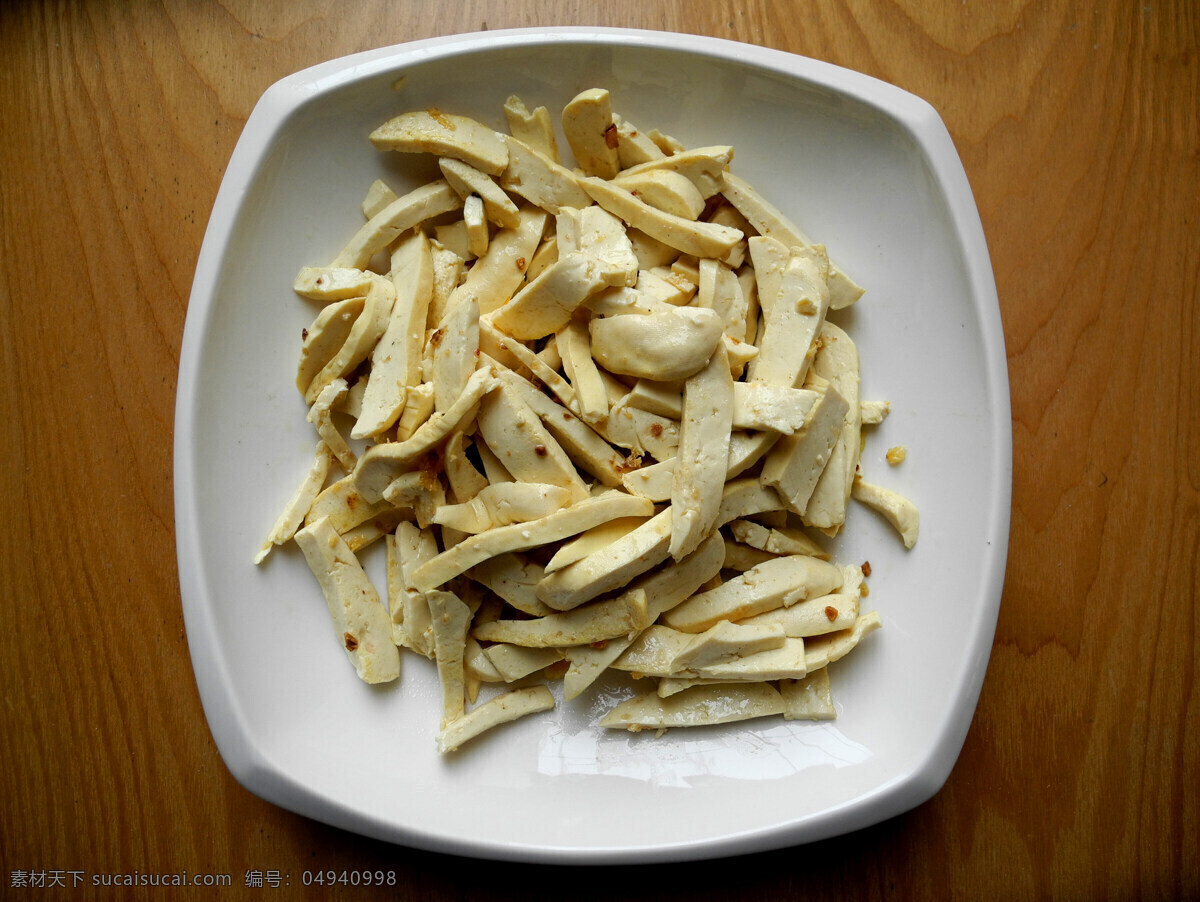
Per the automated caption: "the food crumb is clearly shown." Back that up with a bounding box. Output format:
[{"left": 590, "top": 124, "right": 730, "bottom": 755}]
[
  {"left": 886, "top": 445, "right": 907, "bottom": 465},
  {"left": 861, "top": 561, "right": 872, "bottom": 577}
]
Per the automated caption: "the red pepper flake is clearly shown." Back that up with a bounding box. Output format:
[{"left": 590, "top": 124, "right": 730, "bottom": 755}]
[
  {"left": 343, "top": 633, "right": 359, "bottom": 651},
  {"left": 301, "top": 327, "right": 309, "bottom": 340},
  {"left": 649, "top": 423, "right": 664, "bottom": 438},
  {"left": 345, "top": 492, "right": 359, "bottom": 510},
  {"left": 516, "top": 257, "right": 527, "bottom": 272},
  {"left": 861, "top": 561, "right": 872, "bottom": 577},
  {"left": 533, "top": 444, "right": 548, "bottom": 457},
  {"left": 589, "top": 640, "right": 609, "bottom": 650},
  {"left": 824, "top": 606, "right": 838, "bottom": 622},
  {"left": 603, "top": 123, "right": 619, "bottom": 149}
]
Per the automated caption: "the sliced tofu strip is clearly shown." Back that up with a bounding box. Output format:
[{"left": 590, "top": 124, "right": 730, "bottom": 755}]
[
  {"left": 438, "top": 157, "right": 521, "bottom": 229},
  {"left": 721, "top": 170, "right": 864, "bottom": 309},
  {"left": 619, "top": 458, "right": 670, "bottom": 500},
  {"left": 526, "top": 233, "right": 559, "bottom": 280},
  {"left": 483, "top": 643, "right": 563, "bottom": 682},
  {"left": 536, "top": 508, "right": 675, "bottom": 611},
  {"left": 580, "top": 176, "right": 743, "bottom": 261},
  {"left": 562, "top": 636, "right": 637, "bottom": 700},
  {"left": 479, "top": 326, "right": 575, "bottom": 408},
  {"left": 353, "top": 231, "right": 434, "bottom": 439},
  {"left": 473, "top": 590, "right": 647, "bottom": 647},
  {"left": 296, "top": 297, "right": 365, "bottom": 398},
  {"left": 503, "top": 95, "right": 561, "bottom": 161},
  {"left": 544, "top": 516, "right": 646, "bottom": 573},
  {"left": 306, "top": 379, "right": 355, "bottom": 472},
  {"left": 590, "top": 306, "right": 724, "bottom": 382},
  {"left": 488, "top": 253, "right": 609, "bottom": 341},
  {"left": 475, "top": 382, "right": 589, "bottom": 499},
  {"left": 745, "top": 243, "right": 829, "bottom": 390},
  {"left": 443, "top": 430, "right": 488, "bottom": 502},
  {"left": 722, "top": 539, "right": 776, "bottom": 571},
  {"left": 612, "top": 169, "right": 705, "bottom": 219},
  {"left": 613, "top": 145, "right": 734, "bottom": 199},
  {"left": 305, "top": 276, "right": 396, "bottom": 405},
  {"left": 353, "top": 365, "right": 498, "bottom": 501},
  {"left": 370, "top": 110, "right": 509, "bottom": 175},
  {"left": 432, "top": 482, "right": 575, "bottom": 534},
  {"left": 850, "top": 476, "right": 920, "bottom": 549},
  {"left": 736, "top": 590, "right": 859, "bottom": 637},
  {"left": 629, "top": 408, "right": 680, "bottom": 461},
  {"left": 382, "top": 469, "right": 445, "bottom": 530},
  {"left": 555, "top": 206, "right": 639, "bottom": 288},
  {"left": 465, "top": 637, "right": 505, "bottom": 684},
  {"left": 803, "top": 611, "right": 883, "bottom": 672},
  {"left": 696, "top": 258, "right": 750, "bottom": 340},
  {"left": 500, "top": 135, "right": 593, "bottom": 213},
  {"left": 781, "top": 668, "right": 836, "bottom": 720},
  {"left": 612, "top": 113, "right": 665, "bottom": 167},
  {"left": 388, "top": 520, "right": 438, "bottom": 656},
  {"left": 561, "top": 88, "right": 621, "bottom": 179},
  {"left": 489, "top": 363, "right": 628, "bottom": 486},
  {"left": 637, "top": 266, "right": 695, "bottom": 306},
  {"left": 661, "top": 554, "right": 844, "bottom": 633},
  {"left": 670, "top": 343, "right": 734, "bottom": 559},
  {"left": 340, "top": 508, "right": 406, "bottom": 554},
  {"left": 860, "top": 399, "right": 891, "bottom": 425},
  {"left": 715, "top": 477, "right": 787, "bottom": 527},
  {"left": 624, "top": 380, "right": 683, "bottom": 419},
  {"left": 627, "top": 229, "right": 680, "bottom": 270},
  {"left": 437, "top": 685, "right": 556, "bottom": 754},
  {"left": 609, "top": 625, "right": 695, "bottom": 675},
  {"left": 427, "top": 589, "right": 473, "bottom": 727},
  {"left": 447, "top": 206, "right": 547, "bottom": 317},
  {"left": 688, "top": 636, "right": 807, "bottom": 681},
  {"left": 463, "top": 195, "right": 489, "bottom": 258},
  {"left": 361, "top": 178, "right": 397, "bottom": 219},
  {"left": 760, "top": 376, "right": 850, "bottom": 516},
  {"left": 293, "top": 266, "right": 376, "bottom": 303},
  {"left": 728, "top": 518, "right": 829, "bottom": 559},
  {"left": 255, "top": 441, "right": 333, "bottom": 564},
  {"left": 732, "top": 383, "right": 819, "bottom": 434},
  {"left": 305, "top": 473, "right": 394, "bottom": 535},
  {"left": 557, "top": 316, "right": 609, "bottom": 424},
  {"left": 412, "top": 491, "right": 655, "bottom": 591},
  {"left": 670, "top": 621, "right": 787, "bottom": 670},
  {"left": 395, "top": 381, "right": 435, "bottom": 441},
  {"left": 638, "top": 530, "right": 727, "bottom": 621},
  {"left": 429, "top": 294, "right": 481, "bottom": 412},
  {"left": 804, "top": 322, "right": 862, "bottom": 531},
  {"left": 427, "top": 239, "right": 465, "bottom": 325},
  {"left": 600, "top": 682, "right": 784, "bottom": 730},
  {"left": 293, "top": 517, "right": 400, "bottom": 684},
  {"left": 330, "top": 180, "right": 462, "bottom": 270},
  {"left": 468, "top": 553, "right": 555, "bottom": 617}
]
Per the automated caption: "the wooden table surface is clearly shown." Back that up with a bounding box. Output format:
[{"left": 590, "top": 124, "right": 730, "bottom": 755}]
[{"left": 1, "top": 1, "right": 1196, "bottom": 898}]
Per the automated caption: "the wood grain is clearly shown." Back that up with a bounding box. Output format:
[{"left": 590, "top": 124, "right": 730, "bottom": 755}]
[{"left": 1, "top": 0, "right": 1195, "bottom": 898}]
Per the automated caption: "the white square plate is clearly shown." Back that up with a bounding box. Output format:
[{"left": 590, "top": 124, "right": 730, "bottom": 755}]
[{"left": 175, "top": 27, "right": 1010, "bottom": 863}]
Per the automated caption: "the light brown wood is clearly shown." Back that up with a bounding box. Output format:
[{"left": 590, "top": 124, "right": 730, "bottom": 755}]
[{"left": 1, "top": 0, "right": 1195, "bottom": 897}]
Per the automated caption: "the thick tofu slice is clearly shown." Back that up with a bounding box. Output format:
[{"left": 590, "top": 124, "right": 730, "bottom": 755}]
[
  {"left": 600, "top": 683, "right": 784, "bottom": 731},
  {"left": 612, "top": 169, "right": 705, "bottom": 219},
  {"left": 555, "top": 205, "right": 639, "bottom": 288},
  {"left": 429, "top": 294, "right": 481, "bottom": 412},
  {"left": 483, "top": 643, "right": 563, "bottom": 682},
  {"left": 293, "top": 517, "right": 400, "bottom": 684},
  {"left": 557, "top": 316, "right": 609, "bottom": 424},
  {"left": 562, "top": 637, "right": 637, "bottom": 700},
  {"left": 746, "top": 241, "right": 829, "bottom": 390},
  {"left": 304, "top": 473, "right": 393, "bottom": 535},
  {"left": 561, "top": 88, "right": 621, "bottom": 179},
  {"left": 432, "top": 482, "right": 575, "bottom": 534},
  {"left": 732, "top": 383, "right": 819, "bottom": 434},
  {"left": 306, "top": 379, "right": 355, "bottom": 472},
  {"left": 611, "top": 113, "right": 665, "bottom": 167},
  {"left": 448, "top": 206, "right": 548, "bottom": 317},
  {"left": 670, "top": 344, "right": 734, "bottom": 559},
  {"left": 803, "top": 611, "right": 883, "bottom": 671},
  {"left": 296, "top": 297, "right": 365, "bottom": 398},
  {"left": 544, "top": 516, "right": 646, "bottom": 573},
  {"left": 670, "top": 621, "right": 788, "bottom": 670},
  {"left": 437, "top": 685, "right": 556, "bottom": 754},
  {"left": 293, "top": 266, "right": 376, "bottom": 302},
  {"left": 613, "top": 145, "right": 734, "bottom": 199},
  {"left": 468, "top": 553, "right": 554, "bottom": 617},
  {"left": 370, "top": 110, "right": 509, "bottom": 175},
  {"left": 661, "top": 554, "right": 844, "bottom": 633},
  {"left": 728, "top": 518, "right": 829, "bottom": 559},
  {"left": 736, "top": 590, "right": 859, "bottom": 637},
  {"left": 388, "top": 521, "right": 439, "bottom": 656},
  {"left": 330, "top": 180, "right": 462, "bottom": 270}
]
